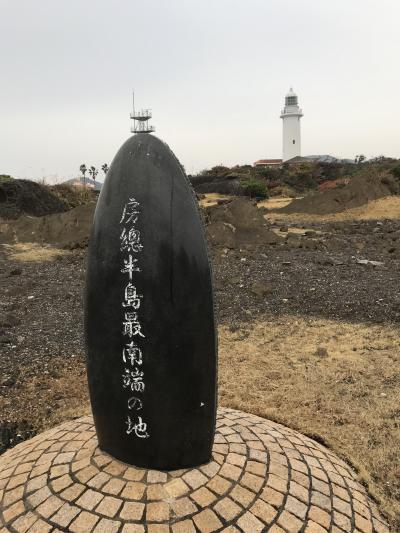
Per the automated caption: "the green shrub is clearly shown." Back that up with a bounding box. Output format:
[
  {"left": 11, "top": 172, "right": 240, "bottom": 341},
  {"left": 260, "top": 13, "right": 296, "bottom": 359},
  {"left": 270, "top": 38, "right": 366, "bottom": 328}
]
[
  {"left": 391, "top": 166, "right": 400, "bottom": 179},
  {"left": 242, "top": 179, "right": 268, "bottom": 199},
  {"left": 0, "top": 175, "right": 13, "bottom": 183}
]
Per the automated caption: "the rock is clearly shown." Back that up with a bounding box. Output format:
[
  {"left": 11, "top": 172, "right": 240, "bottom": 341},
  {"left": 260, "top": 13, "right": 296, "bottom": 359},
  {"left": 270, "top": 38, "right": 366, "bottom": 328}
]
[
  {"left": 251, "top": 282, "right": 273, "bottom": 298},
  {"left": 0, "top": 313, "right": 20, "bottom": 328},
  {"left": 286, "top": 233, "right": 302, "bottom": 248},
  {"left": 314, "top": 347, "right": 329, "bottom": 358},
  {"left": 9, "top": 268, "right": 22, "bottom": 276},
  {"left": 320, "top": 256, "right": 344, "bottom": 266},
  {"left": 325, "top": 237, "right": 347, "bottom": 252},
  {"left": 356, "top": 259, "right": 384, "bottom": 266},
  {"left": 279, "top": 225, "right": 288, "bottom": 232},
  {"left": 302, "top": 238, "right": 320, "bottom": 250},
  {"left": 216, "top": 198, "right": 231, "bottom": 205},
  {"left": 53, "top": 392, "right": 64, "bottom": 400},
  {"left": 2, "top": 377, "right": 16, "bottom": 387}
]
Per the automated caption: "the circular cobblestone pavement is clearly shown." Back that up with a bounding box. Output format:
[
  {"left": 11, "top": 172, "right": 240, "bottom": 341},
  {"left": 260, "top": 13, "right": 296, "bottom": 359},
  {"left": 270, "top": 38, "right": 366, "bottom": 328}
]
[{"left": 0, "top": 408, "right": 389, "bottom": 532}]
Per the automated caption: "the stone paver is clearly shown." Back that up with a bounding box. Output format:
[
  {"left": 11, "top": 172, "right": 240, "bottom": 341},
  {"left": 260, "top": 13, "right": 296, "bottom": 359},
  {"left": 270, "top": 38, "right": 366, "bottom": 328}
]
[
  {"left": 171, "top": 496, "right": 198, "bottom": 518},
  {"left": 119, "top": 501, "right": 145, "bottom": 521},
  {"left": 95, "top": 495, "right": 123, "bottom": 517},
  {"left": 69, "top": 510, "right": 100, "bottom": 532},
  {"left": 0, "top": 408, "right": 390, "bottom": 532},
  {"left": 237, "top": 511, "right": 264, "bottom": 532},
  {"left": 10, "top": 510, "right": 37, "bottom": 532},
  {"left": 50, "top": 502, "right": 80, "bottom": 527},
  {"left": 193, "top": 508, "right": 223, "bottom": 532},
  {"left": 146, "top": 501, "right": 170, "bottom": 522},
  {"left": 213, "top": 496, "right": 242, "bottom": 521},
  {"left": 191, "top": 487, "right": 217, "bottom": 507},
  {"left": 93, "top": 517, "right": 121, "bottom": 532}
]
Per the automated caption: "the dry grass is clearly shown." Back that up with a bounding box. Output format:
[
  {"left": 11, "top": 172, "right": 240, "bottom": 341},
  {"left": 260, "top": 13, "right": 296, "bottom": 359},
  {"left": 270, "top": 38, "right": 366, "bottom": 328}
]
[
  {"left": 218, "top": 316, "right": 400, "bottom": 527},
  {"left": 5, "top": 314, "right": 399, "bottom": 527},
  {"left": 258, "top": 196, "right": 295, "bottom": 210},
  {"left": 27, "top": 363, "right": 90, "bottom": 430},
  {"left": 199, "top": 193, "right": 233, "bottom": 207},
  {"left": 0, "top": 359, "right": 89, "bottom": 447},
  {"left": 200, "top": 194, "right": 296, "bottom": 210},
  {"left": 2, "top": 243, "right": 70, "bottom": 262}
]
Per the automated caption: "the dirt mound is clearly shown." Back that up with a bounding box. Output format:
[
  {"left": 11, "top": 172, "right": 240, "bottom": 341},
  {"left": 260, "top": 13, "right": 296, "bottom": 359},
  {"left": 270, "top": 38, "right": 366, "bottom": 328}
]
[
  {"left": 1, "top": 197, "right": 279, "bottom": 250},
  {"left": 0, "top": 180, "right": 70, "bottom": 220},
  {"left": 0, "top": 202, "right": 96, "bottom": 248},
  {"left": 276, "top": 171, "right": 399, "bottom": 216},
  {"left": 50, "top": 184, "right": 97, "bottom": 209},
  {"left": 205, "top": 197, "right": 280, "bottom": 248}
]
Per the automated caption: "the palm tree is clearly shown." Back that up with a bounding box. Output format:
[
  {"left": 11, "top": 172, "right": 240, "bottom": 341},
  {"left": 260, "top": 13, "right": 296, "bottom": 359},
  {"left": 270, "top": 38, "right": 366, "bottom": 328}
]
[
  {"left": 88, "top": 166, "right": 98, "bottom": 187},
  {"left": 79, "top": 164, "right": 87, "bottom": 187},
  {"left": 101, "top": 163, "right": 109, "bottom": 177}
]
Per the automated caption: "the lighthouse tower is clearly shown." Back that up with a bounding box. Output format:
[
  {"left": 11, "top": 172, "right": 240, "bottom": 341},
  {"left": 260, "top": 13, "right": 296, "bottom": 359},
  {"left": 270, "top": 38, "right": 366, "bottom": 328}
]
[{"left": 280, "top": 87, "right": 303, "bottom": 162}]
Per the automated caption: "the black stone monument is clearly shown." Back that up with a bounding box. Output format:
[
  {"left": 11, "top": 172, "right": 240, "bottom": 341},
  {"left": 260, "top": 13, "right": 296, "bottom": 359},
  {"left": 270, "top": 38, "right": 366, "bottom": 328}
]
[{"left": 84, "top": 133, "right": 217, "bottom": 470}]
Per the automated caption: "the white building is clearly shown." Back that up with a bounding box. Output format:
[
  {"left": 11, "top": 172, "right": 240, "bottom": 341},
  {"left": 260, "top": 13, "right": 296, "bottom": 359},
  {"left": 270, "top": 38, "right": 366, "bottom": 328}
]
[{"left": 280, "top": 87, "right": 303, "bottom": 162}]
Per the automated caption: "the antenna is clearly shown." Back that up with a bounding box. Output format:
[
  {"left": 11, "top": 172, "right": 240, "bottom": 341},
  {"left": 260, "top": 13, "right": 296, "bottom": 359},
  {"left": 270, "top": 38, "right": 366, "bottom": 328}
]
[{"left": 130, "top": 91, "right": 155, "bottom": 134}]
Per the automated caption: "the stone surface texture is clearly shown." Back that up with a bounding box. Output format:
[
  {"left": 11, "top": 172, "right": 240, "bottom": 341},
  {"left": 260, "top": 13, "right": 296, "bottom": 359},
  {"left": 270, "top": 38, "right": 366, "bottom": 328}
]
[{"left": 0, "top": 408, "right": 389, "bottom": 532}]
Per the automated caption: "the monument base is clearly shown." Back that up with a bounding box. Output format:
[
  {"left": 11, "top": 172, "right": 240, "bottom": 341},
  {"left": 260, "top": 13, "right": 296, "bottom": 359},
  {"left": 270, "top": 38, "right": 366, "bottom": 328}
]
[{"left": 0, "top": 408, "right": 389, "bottom": 532}]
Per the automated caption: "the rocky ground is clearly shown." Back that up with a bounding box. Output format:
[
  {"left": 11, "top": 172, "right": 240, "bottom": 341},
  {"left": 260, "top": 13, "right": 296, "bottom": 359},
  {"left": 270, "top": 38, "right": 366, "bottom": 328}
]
[
  {"left": 1, "top": 204, "right": 400, "bottom": 527},
  {"left": 214, "top": 218, "right": 400, "bottom": 325}
]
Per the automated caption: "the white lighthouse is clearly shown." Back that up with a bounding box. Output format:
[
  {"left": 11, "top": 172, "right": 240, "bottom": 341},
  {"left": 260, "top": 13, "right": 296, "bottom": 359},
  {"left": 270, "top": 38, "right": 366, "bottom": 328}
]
[{"left": 280, "top": 87, "right": 303, "bottom": 162}]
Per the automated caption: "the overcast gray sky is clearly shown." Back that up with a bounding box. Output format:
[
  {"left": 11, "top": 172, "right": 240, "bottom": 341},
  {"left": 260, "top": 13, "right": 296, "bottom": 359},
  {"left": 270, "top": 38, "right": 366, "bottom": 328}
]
[{"left": 1, "top": 0, "right": 399, "bottom": 181}]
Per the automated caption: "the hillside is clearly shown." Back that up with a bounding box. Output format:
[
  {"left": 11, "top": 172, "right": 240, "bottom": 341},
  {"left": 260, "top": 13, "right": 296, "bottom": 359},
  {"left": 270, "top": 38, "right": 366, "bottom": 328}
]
[{"left": 190, "top": 159, "right": 400, "bottom": 200}]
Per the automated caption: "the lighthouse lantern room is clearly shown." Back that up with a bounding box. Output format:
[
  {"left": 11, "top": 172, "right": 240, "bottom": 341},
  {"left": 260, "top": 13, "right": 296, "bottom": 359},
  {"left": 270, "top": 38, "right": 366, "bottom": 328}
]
[{"left": 280, "top": 87, "right": 303, "bottom": 162}]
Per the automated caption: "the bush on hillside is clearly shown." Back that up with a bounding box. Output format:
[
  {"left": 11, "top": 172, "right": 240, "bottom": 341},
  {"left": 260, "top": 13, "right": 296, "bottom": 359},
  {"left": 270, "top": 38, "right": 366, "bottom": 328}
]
[
  {"left": 242, "top": 179, "right": 268, "bottom": 199},
  {"left": 391, "top": 166, "right": 400, "bottom": 179}
]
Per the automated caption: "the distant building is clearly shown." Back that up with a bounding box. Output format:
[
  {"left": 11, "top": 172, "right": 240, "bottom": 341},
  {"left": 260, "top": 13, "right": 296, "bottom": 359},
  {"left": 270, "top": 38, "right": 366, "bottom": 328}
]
[
  {"left": 280, "top": 87, "right": 303, "bottom": 162},
  {"left": 253, "top": 159, "right": 282, "bottom": 168}
]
